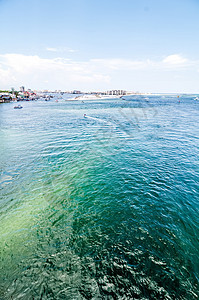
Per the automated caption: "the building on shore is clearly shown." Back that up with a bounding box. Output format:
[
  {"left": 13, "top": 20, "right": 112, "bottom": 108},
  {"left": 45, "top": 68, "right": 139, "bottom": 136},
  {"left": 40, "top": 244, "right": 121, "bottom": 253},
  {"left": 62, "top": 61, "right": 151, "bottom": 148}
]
[
  {"left": 20, "top": 86, "right": 25, "bottom": 92},
  {"left": 0, "top": 93, "right": 12, "bottom": 103}
]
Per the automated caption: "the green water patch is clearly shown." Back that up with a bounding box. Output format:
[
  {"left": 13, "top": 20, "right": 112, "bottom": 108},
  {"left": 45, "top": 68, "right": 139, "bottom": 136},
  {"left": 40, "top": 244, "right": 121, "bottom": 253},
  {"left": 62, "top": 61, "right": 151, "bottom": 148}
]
[
  {"left": 0, "top": 189, "right": 49, "bottom": 282},
  {"left": 0, "top": 141, "right": 107, "bottom": 296}
]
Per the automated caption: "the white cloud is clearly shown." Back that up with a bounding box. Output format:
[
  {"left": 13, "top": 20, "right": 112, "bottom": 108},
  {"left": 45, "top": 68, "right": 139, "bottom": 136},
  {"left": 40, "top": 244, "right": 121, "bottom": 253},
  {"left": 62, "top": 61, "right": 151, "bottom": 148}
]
[
  {"left": 90, "top": 55, "right": 192, "bottom": 71},
  {"left": 0, "top": 53, "right": 198, "bottom": 91},
  {"left": 0, "top": 53, "right": 110, "bottom": 90},
  {"left": 46, "top": 47, "right": 58, "bottom": 52},
  {"left": 162, "top": 54, "right": 189, "bottom": 66},
  {"left": 90, "top": 58, "right": 149, "bottom": 70},
  {"left": 0, "top": 67, "right": 17, "bottom": 85},
  {"left": 46, "top": 47, "right": 77, "bottom": 53}
]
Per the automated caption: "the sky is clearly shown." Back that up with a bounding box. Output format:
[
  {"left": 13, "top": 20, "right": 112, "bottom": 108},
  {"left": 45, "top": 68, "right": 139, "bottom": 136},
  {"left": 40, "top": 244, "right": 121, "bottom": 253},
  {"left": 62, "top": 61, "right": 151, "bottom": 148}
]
[{"left": 0, "top": 0, "right": 199, "bottom": 93}]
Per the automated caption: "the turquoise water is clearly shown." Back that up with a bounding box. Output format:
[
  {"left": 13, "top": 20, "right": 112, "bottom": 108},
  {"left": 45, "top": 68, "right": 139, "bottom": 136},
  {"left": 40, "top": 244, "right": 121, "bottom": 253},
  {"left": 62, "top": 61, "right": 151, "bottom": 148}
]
[{"left": 0, "top": 95, "right": 199, "bottom": 299}]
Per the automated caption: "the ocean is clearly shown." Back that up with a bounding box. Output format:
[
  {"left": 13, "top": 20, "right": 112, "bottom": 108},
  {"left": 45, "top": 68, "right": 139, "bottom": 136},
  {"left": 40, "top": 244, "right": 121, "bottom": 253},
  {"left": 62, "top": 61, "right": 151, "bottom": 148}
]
[{"left": 0, "top": 95, "right": 198, "bottom": 299}]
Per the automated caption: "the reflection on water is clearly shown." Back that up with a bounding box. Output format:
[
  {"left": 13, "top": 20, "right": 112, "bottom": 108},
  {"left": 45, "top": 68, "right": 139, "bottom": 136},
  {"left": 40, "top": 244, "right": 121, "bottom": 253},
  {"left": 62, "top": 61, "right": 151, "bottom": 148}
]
[{"left": 0, "top": 95, "right": 199, "bottom": 299}]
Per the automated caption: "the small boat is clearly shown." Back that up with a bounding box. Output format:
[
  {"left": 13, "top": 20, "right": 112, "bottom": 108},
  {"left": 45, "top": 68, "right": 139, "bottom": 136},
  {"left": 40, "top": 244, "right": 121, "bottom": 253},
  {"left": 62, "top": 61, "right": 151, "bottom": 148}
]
[
  {"left": 194, "top": 97, "right": 199, "bottom": 101},
  {"left": 14, "top": 105, "right": 23, "bottom": 109}
]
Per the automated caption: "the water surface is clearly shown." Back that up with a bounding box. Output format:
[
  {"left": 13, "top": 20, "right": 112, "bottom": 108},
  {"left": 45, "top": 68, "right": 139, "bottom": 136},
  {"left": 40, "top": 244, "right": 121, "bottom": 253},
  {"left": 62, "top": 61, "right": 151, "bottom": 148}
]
[{"left": 0, "top": 95, "right": 199, "bottom": 299}]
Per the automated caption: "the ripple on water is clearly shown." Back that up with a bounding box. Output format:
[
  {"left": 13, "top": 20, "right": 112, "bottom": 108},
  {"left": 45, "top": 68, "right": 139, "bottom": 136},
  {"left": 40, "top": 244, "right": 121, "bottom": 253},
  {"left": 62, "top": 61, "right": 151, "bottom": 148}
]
[{"left": 0, "top": 96, "right": 199, "bottom": 299}]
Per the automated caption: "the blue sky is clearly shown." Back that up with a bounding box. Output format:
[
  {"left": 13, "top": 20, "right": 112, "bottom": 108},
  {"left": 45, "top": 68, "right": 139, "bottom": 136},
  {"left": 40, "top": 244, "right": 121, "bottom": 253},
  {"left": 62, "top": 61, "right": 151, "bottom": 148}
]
[{"left": 0, "top": 0, "right": 199, "bottom": 92}]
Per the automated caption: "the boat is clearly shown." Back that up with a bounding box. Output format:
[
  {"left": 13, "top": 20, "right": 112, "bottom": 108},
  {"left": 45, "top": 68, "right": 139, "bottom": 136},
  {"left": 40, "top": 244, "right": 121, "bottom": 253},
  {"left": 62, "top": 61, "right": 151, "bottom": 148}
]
[
  {"left": 14, "top": 105, "right": 23, "bottom": 109},
  {"left": 194, "top": 97, "right": 199, "bottom": 101}
]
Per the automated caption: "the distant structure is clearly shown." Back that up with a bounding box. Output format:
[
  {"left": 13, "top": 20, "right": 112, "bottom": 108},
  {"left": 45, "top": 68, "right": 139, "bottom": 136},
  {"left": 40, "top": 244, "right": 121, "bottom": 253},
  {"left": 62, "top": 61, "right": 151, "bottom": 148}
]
[
  {"left": 106, "top": 90, "right": 126, "bottom": 96},
  {"left": 11, "top": 87, "right": 15, "bottom": 95},
  {"left": 72, "top": 90, "right": 81, "bottom": 94},
  {"left": 20, "top": 86, "right": 25, "bottom": 92}
]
